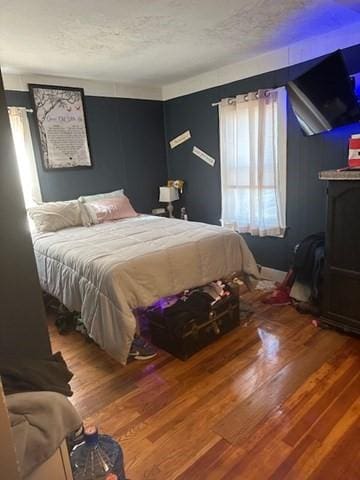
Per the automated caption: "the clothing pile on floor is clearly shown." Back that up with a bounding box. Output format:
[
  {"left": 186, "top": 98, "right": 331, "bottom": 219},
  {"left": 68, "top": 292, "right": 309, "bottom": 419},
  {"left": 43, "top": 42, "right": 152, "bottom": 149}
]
[
  {"left": 154, "top": 279, "right": 238, "bottom": 309},
  {"left": 0, "top": 351, "right": 74, "bottom": 397},
  {"left": 262, "top": 233, "right": 325, "bottom": 313}
]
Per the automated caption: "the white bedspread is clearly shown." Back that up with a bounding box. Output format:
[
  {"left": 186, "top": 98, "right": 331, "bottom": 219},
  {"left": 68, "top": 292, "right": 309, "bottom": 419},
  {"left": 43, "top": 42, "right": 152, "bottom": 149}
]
[{"left": 33, "top": 215, "right": 258, "bottom": 364}]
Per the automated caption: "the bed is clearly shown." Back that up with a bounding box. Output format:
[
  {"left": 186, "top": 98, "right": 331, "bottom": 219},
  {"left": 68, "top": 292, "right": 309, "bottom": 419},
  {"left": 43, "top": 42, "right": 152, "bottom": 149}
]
[{"left": 33, "top": 215, "right": 259, "bottom": 364}]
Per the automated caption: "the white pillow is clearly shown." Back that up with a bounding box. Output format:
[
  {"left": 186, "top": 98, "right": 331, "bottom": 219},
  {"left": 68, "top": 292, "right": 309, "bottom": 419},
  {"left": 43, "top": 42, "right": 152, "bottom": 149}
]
[
  {"left": 78, "top": 189, "right": 124, "bottom": 203},
  {"left": 28, "top": 200, "right": 84, "bottom": 233}
]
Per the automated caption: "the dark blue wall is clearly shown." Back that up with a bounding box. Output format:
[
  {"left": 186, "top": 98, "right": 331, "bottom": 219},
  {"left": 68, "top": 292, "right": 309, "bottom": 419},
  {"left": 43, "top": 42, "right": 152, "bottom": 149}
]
[
  {"left": 5, "top": 91, "right": 167, "bottom": 214},
  {"left": 6, "top": 43, "right": 360, "bottom": 271},
  {"left": 164, "top": 44, "right": 360, "bottom": 271}
]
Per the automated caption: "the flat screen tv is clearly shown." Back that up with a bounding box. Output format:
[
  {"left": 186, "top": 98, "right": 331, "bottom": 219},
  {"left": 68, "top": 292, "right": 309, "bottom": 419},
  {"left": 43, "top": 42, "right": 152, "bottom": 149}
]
[{"left": 287, "top": 50, "right": 360, "bottom": 136}]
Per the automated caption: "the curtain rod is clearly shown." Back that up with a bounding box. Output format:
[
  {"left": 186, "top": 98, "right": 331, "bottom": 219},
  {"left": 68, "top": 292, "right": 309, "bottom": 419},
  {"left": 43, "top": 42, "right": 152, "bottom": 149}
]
[
  {"left": 211, "top": 88, "right": 273, "bottom": 107},
  {"left": 7, "top": 106, "right": 33, "bottom": 113}
]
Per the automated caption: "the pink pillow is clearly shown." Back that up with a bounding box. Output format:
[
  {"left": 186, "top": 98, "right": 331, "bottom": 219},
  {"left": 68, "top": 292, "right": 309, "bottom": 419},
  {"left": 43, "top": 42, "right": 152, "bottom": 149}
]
[{"left": 87, "top": 196, "right": 138, "bottom": 223}]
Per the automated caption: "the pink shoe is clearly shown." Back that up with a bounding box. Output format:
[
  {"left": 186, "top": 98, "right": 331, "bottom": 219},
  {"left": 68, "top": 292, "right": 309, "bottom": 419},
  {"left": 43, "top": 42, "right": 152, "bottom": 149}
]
[{"left": 263, "top": 287, "right": 291, "bottom": 306}]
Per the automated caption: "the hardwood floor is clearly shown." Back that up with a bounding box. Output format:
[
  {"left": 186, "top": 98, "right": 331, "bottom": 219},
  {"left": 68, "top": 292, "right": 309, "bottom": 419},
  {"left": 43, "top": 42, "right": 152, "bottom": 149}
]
[{"left": 49, "top": 291, "right": 360, "bottom": 480}]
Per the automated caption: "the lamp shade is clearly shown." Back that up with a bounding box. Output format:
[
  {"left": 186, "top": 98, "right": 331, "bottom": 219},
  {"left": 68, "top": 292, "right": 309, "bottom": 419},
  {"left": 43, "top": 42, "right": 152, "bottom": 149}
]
[{"left": 159, "top": 186, "right": 179, "bottom": 202}]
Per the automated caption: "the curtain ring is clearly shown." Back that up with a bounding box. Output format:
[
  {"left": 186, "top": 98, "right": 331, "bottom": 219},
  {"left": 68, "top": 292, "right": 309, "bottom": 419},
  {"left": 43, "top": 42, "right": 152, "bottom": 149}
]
[{"left": 244, "top": 94, "right": 248, "bottom": 102}]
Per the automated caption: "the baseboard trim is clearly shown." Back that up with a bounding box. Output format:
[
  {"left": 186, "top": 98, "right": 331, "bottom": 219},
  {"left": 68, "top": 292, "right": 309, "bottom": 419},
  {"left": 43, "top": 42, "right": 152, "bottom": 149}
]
[{"left": 259, "top": 266, "right": 287, "bottom": 282}]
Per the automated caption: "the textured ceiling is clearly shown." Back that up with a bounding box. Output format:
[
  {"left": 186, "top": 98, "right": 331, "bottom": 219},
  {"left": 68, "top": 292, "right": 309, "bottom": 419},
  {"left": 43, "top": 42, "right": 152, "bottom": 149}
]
[{"left": 0, "top": 0, "right": 360, "bottom": 86}]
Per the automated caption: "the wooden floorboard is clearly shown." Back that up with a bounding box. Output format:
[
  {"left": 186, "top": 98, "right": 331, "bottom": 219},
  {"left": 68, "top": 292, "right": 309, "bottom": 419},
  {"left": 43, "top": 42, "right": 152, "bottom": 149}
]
[
  {"left": 49, "top": 290, "right": 360, "bottom": 480},
  {"left": 213, "top": 330, "right": 347, "bottom": 444}
]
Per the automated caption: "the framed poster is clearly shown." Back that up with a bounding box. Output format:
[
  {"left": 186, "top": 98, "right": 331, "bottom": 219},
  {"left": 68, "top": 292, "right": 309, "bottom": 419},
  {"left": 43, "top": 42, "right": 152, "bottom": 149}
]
[{"left": 29, "top": 84, "right": 92, "bottom": 170}]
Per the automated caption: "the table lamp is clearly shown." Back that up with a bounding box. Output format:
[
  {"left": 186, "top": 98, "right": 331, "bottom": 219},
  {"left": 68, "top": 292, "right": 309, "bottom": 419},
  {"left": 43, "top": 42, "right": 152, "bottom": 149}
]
[{"left": 159, "top": 186, "right": 179, "bottom": 218}]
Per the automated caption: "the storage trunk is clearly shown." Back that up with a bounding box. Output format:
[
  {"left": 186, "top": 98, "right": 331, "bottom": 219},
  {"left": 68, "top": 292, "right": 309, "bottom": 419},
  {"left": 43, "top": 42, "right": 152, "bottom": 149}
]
[{"left": 148, "top": 287, "right": 240, "bottom": 360}]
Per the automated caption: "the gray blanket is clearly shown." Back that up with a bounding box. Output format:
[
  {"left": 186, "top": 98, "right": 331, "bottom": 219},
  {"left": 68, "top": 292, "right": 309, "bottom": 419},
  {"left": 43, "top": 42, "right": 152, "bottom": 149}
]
[{"left": 33, "top": 215, "right": 259, "bottom": 364}]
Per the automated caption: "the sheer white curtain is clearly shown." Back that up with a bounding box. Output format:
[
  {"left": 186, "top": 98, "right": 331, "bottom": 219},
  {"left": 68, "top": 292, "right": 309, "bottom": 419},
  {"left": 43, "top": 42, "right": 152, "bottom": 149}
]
[
  {"left": 8, "top": 107, "right": 42, "bottom": 207},
  {"left": 219, "top": 87, "right": 287, "bottom": 237}
]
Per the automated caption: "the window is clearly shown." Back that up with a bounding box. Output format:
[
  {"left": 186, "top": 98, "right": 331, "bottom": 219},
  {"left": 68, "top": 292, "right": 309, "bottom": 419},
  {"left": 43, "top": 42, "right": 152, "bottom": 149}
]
[
  {"left": 8, "top": 107, "right": 42, "bottom": 208},
  {"left": 219, "top": 87, "right": 287, "bottom": 237}
]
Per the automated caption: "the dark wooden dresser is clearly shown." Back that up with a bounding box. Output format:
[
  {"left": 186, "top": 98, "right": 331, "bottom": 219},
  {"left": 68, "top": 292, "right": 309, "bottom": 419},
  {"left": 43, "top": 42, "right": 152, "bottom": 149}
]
[{"left": 319, "top": 170, "right": 360, "bottom": 335}]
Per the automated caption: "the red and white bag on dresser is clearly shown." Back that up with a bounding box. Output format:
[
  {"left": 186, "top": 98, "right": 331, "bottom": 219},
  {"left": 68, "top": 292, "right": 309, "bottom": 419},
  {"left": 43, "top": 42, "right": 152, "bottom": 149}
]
[{"left": 348, "top": 134, "right": 360, "bottom": 168}]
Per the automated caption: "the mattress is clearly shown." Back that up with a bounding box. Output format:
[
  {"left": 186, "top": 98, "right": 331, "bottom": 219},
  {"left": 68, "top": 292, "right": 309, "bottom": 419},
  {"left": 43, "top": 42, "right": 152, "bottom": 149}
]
[{"left": 33, "top": 215, "right": 258, "bottom": 364}]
